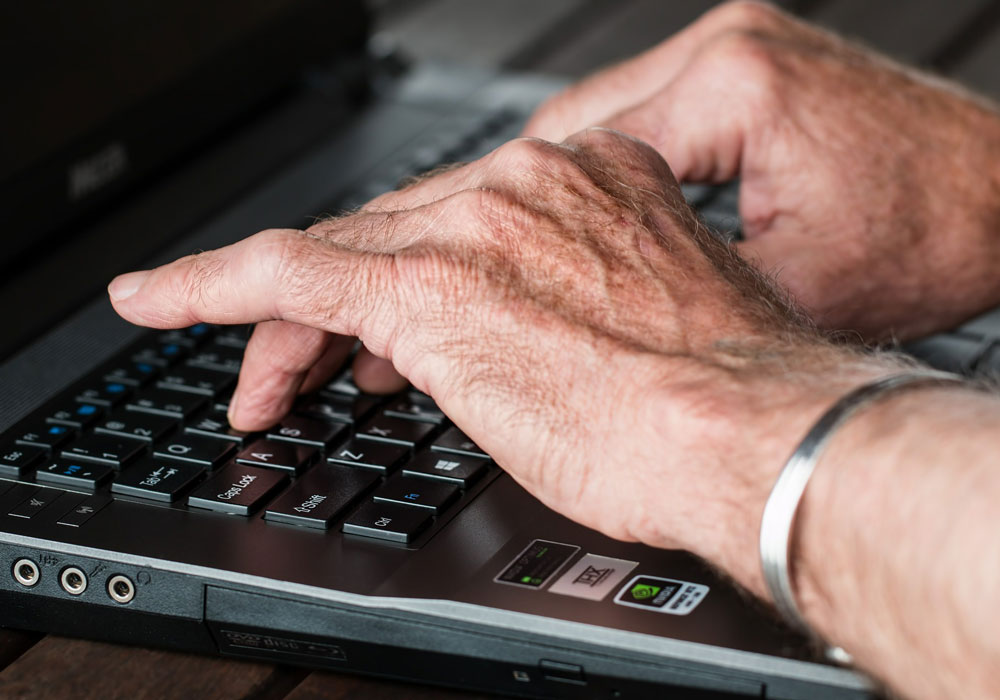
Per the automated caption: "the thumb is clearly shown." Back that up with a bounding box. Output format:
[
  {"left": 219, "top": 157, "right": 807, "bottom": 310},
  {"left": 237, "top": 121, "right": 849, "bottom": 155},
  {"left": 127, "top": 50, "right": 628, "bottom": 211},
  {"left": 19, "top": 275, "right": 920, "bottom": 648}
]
[{"left": 600, "top": 72, "right": 748, "bottom": 185}]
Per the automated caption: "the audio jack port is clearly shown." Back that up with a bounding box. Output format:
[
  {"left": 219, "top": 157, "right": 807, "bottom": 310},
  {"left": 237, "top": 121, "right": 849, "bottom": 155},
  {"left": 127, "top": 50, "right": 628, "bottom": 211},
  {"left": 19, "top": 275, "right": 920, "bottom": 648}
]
[
  {"left": 12, "top": 558, "right": 39, "bottom": 587},
  {"left": 59, "top": 566, "right": 88, "bottom": 595},
  {"left": 107, "top": 574, "right": 135, "bottom": 604}
]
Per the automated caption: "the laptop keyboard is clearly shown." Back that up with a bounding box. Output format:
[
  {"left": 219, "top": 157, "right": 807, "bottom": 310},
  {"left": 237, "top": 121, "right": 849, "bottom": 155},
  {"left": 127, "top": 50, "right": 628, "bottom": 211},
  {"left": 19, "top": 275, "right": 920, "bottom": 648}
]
[{"left": 0, "top": 323, "right": 498, "bottom": 546}]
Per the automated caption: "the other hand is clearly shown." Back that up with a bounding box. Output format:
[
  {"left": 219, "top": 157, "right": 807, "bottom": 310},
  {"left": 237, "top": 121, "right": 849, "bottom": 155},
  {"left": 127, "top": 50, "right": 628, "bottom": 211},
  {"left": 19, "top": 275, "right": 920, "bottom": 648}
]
[{"left": 523, "top": 1, "right": 1000, "bottom": 341}]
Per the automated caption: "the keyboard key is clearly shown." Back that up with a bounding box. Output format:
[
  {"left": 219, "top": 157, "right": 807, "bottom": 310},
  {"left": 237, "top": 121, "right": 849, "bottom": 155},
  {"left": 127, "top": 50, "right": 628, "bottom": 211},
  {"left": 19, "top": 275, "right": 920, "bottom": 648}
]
[
  {"left": 156, "top": 365, "right": 235, "bottom": 397},
  {"left": 343, "top": 501, "right": 432, "bottom": 544},
  {"left": 133, "top": 341, "right": 186, "bottom": 367},
  {"left": 37, "top": 461, "right": 115, "bottom": 490},
  {"left": 327, "top": 438, "right": 408, "bottom": 473},
  {"left": 357, "top": 414, "right": 436, "bottom": 447},
  {"left": 264, "top": 465, "right": 378, "bottom": 529},
  {"left": 47, "top": 403, "right": 102, "bottom": 428},
  {"left": 16, "top": 423, "right": 73, "bottom": 450},
  {"left": 126, "top": 389, "right": 206, "bottom": 419},
  {"left": 373, "top": 474, "right": 458, "bottom": 514},
  {"left": 0, "top": 444, "right": 45, "bottom": 477},
  {"left": 8, "top": 488, "right": 66, "bottom": 518},
  {"left": 186, "top": 345, "right": 243, "bottom": 373},
  {"left": 402, "top": 451, "right": 488, "bottom": 487},
  {"left": 300, "top": 393, "right": 379, "bottom": 424},
  {"left": 61, "top": 433, "right": 146, "bottom": 468},
  {"left": 324, "top": 369, "right": 360, "bottom": 396},
  {"left": 213, "top": 326, "right": 253, "bottom": 349},
  {"left": 187, "top": 464, "right": 287, "bottom": 516},
  {"left": 383, "top": 397, "right": 445, "bottom": 424},
  {"left": 113, "top": 459, "right": 205, "bottom": 502},
  {"left": 104, "top": 361, "right": 159, "bottom": 387},
  {"left": 153, "top": 434, "right": 235, "bottom": 468},
  {"left": 430, "top": 426, "right": 489, "bottom": 458},
  {"left": 266, "top": 416, "right": 348, "bottom": 449},
  {"left": 159, "top": 323, "right": 212, "bottom": 348},
  {"left": 235, "top": 439, "right": 316, "bottom": 474},
  {"left": 76, "top": 381, "right": 131, "bottom": 407},
  {"left": 185, "top": 410, "right": 251, "bottom": 445},
  {"left": 56, "top": 494, "right": 111, "bottom": 527},
  {"left": 95, "top": 411, "right": 177, "bottom": 443}
]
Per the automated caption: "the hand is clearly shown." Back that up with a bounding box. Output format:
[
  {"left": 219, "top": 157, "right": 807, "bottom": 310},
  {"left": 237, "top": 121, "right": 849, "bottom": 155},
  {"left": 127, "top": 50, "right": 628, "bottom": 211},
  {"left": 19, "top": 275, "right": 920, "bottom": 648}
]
[
  {"left": 108, "top": 129, "right": 895, "bottom": 591},
  {"left": 523, "top": 1, "right": 1000, "bottom": 341}
]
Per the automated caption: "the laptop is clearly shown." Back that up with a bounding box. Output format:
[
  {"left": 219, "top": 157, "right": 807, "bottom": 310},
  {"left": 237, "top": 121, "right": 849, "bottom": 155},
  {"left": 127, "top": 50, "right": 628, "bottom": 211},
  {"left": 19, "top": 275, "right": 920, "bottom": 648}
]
[{"left": 3, "top": 2, "right": 996, "bottom": 698}]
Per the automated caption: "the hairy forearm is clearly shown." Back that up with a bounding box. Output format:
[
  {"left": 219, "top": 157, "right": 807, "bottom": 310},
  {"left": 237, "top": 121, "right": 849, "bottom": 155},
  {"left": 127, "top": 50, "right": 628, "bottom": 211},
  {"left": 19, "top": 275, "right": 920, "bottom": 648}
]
[{"left": 794, "top": 386, "right": 1000, "bottom": 699}]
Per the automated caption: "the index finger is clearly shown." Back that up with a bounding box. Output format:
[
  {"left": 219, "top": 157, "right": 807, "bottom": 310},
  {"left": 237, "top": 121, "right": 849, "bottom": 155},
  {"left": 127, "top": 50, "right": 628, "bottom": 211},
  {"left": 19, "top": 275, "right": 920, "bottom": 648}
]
[{"left": 109, "top": 227, "right": 391, "bottom": 343}]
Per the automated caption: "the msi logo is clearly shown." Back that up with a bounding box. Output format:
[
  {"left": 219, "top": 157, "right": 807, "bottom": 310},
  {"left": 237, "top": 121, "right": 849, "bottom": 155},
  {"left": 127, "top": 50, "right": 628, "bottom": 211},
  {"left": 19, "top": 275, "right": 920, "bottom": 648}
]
[{"left": 68, "top": 142, "right": 129, "bottom": 200}]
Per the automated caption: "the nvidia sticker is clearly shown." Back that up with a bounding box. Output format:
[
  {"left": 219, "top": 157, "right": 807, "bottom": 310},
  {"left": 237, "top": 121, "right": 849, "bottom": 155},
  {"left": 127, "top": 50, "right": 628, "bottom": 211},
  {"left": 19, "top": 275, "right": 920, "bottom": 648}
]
[{"left": 613, "top": 575, "right": 709, "bottom": 615}]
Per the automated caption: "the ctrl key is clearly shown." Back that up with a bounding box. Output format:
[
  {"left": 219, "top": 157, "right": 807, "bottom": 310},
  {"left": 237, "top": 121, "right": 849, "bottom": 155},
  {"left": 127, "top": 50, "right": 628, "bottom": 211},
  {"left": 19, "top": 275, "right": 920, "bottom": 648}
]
[
  {"left": 342, "top": 501, "right": 432, "bottom": 544},
  {"left": 187, "top": 464, "right": 287, "bottom": 516}
]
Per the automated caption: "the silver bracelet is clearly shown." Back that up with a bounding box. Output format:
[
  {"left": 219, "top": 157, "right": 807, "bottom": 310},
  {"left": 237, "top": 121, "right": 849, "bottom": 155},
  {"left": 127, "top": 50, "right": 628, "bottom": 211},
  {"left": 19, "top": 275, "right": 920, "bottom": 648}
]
[{"left": 759, "top": 370, "right": 966, "bottom": 638}]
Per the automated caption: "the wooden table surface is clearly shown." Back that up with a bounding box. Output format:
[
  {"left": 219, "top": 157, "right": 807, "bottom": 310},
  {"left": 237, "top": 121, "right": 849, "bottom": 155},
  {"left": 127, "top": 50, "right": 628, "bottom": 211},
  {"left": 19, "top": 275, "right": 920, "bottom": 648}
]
[{"left": 5, "top": 1, "right": 1000, "bottom": 698}]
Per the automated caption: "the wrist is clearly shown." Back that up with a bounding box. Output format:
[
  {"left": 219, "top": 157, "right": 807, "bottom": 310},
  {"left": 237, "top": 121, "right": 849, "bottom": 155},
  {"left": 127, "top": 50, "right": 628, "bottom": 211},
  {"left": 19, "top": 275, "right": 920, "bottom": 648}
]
[{"left": 637, "top": 344, "right": 908, "bottom": 599}]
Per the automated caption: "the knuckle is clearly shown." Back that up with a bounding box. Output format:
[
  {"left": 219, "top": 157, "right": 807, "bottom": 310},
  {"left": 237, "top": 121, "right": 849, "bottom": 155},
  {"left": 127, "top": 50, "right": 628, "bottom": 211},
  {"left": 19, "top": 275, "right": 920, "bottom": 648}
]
[
  {"left": 703, "top": 29, "right": 781, "bottom": 94},
  {"left": 492, "top": 136, "right": 558, "bottom": 172},
  {"left": 705, "top": 0, "right": 782, "bottom": 31}
]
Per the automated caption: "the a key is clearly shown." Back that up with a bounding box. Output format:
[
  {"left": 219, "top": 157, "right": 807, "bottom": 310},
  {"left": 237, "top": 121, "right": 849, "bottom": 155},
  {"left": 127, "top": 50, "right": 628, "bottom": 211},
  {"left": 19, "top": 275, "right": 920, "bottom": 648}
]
[
  {"left": 186, "top": 345, "right": 243, "bottom": 373},
  {"left": 104, "top": 361, "right": 159, "bottom": 387},
  {"left": 56, "top": 494, "right": 111, "bottom": 527},
  {"left": 0, "top": 443, "right": 45, "bottom": 478},
  {"left": 235, "top": 439, "right": 316, "bottom": 474},
  {"left": 76, "top": 381, "right": 130, "bottom": 407},
  {"left": 153, "top": 434, "right": 235, "bottom": 469},
  {"left": 159, "top": 323, "right": 212, "bottom": 348},
  {"left": 126, "top": 389, "right": 206, "bottom": 419},
  {"left": 327, "top": 438, "right": 408, "bottom": 473},
  {"left": 402, "top": 451, "right": 488, "bottom": 487},
  {"left": 37, "top": 461, "right": 115, "bottom": 490},
  {"left": 299, "top": 393, "right": 378, "bottom": 424},
  {"left": 8, "top": 488, "right": 66, "bottom": 518},
  {"left": 342, "top": 501, "right": 432, "bottom": 544},
  {"left": 156, "top": 365, "right": 235, "bottom": 397},
  {"left": 324, "top": 369, "right": 360, "bottom": 396},
  {"left": 61, "top": 433, "right": 146, "bottom": 468},
  {"left": 357, "top": 414, "right": 436, "bottom": 447},
  {"left": 133, "top": 341, "right": 186, "bottom": 367},
  {"left": 431, "top": 426, "right": 489, "bottom": 459},
  {"left": 213, "top": 326, "right": 253, "bottom": 349},
  {"left": 383, "top": 397, "right": 445, "bottom": 424},
  {"left": 264, "top": 465, "right": 378, "bottom": 529},
  {"left": 373, "top": 474, "right": 458, "bottom": 514},
  {"left": 186, "top": 463, "right": 287, "bottom": 516},
  {"left": 47, "top": 403, "right": 102, "bottom": 428},
  {"left": 95, "top": 411, "right": 177, "bottom": 443},
  {"left": 266, "top": 416, "right": 348, "bottom": 449},
  {"left": 185, "top": 410, "right": 251, "bottom": 445},
  {"left": 16, "top": 423, "right": 73, "bottom": 450},
  {"left": 112, "top": 459, "right": 205, "bottom": 502}
]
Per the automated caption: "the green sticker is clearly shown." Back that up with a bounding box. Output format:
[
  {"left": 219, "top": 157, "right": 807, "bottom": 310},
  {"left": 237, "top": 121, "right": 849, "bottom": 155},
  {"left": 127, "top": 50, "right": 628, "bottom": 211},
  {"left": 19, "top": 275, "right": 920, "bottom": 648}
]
[{"left": 630, "top": 583, "right": 661, "bottom": 600}]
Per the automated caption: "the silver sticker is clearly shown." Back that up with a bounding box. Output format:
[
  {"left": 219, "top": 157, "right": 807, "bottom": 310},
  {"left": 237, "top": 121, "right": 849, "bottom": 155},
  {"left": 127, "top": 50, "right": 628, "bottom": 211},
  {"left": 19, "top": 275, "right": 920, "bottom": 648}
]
[{"left": 547, "top": 554, "right": 638, "bottom": 601}]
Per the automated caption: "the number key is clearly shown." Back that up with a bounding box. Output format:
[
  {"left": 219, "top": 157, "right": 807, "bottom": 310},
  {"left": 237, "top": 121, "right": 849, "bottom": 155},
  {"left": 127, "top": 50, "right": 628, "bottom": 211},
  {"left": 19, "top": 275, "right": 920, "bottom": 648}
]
[{"left": 95, "top": 411, "right": 177, "bottom": 443}]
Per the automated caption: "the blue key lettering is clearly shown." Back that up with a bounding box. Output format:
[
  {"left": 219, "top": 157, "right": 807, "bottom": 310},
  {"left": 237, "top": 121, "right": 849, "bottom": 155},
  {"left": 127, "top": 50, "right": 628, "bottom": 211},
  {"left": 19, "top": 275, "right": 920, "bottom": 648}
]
[
  {"left": 48, "top": 426, "right": 67, "bottom": 435},
  {"left": 106, "top": 383, "right": 126, "bottom": 394},
  {"left": 404, "top": 493, "right": 420, "bottom": 501},
  {"left": 77, "top": 404, "right": 97, "bottom": 415}
]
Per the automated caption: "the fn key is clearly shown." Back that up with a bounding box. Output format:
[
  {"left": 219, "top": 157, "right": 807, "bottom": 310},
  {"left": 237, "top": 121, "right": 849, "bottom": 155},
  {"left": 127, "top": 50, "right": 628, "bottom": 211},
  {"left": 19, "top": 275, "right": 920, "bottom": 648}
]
[{"left": 343, "top": 501, "right": 431, "bottom": 544}]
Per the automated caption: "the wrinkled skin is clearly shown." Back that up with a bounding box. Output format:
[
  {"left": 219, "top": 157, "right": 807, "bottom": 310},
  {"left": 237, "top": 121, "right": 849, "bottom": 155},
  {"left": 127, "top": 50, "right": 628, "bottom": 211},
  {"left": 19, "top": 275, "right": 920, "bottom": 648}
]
[
  {"left": 108, "top": 129, "right": 891, "bottom": 582},
  {"left": 524, "top": 1, "right": 1000, "bottom": 341}
]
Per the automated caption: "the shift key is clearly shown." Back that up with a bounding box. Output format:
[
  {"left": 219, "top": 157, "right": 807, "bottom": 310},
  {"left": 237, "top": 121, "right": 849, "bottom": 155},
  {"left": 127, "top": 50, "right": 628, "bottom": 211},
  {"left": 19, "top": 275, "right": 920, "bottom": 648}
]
[
  {"left": 265, "top": 465, "right": 378, "bottom": 529},
  {"left": 187, "top": 464, "right": 287, "bottom": 516}
]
